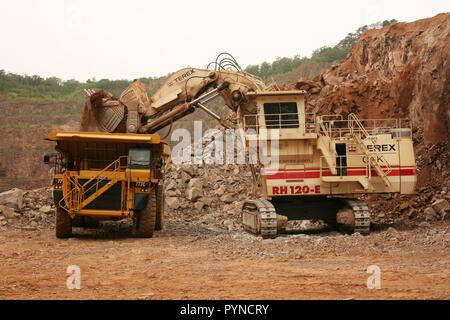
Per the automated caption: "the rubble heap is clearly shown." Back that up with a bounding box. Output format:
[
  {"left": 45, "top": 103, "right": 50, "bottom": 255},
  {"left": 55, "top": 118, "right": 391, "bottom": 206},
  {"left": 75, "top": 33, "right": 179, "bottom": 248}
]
[
  {"left": 0, "top": 187, "right": 54, "bottom": 231},
  {"left": 164, "top": 163, "right": 255, "bottom": 232}
]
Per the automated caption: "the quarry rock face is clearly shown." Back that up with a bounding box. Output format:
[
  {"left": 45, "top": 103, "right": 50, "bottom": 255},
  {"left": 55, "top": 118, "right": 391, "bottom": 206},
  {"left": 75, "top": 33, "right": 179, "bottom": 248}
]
[{"left": 302, "top": 13, "right": 449, "bottom": 144}]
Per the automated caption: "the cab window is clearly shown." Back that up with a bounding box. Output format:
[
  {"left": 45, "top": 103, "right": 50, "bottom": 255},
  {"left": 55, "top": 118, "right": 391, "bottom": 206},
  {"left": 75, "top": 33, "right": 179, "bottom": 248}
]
[
  {"left": 128, "top": 148, "right": 151, "bottom": 169},
  {"left": 263, "top": 102, "right": 299, "bottom": 129}
]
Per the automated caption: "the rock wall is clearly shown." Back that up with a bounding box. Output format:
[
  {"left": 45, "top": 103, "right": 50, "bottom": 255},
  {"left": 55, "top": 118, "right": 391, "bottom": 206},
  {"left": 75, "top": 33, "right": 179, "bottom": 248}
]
[{"left": 294, "top": 13, "right": 450, "bottom": 144}]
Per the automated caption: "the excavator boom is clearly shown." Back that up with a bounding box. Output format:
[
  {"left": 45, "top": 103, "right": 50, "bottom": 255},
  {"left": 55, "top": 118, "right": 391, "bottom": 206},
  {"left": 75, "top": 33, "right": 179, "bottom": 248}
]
[{"left": 81, "top": 53, "right": 266, "bottom": 134}]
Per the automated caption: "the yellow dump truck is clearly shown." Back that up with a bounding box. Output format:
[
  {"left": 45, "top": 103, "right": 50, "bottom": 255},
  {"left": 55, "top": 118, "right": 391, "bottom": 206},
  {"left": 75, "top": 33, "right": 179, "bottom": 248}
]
[{"left": 44, "top": 132, "right": 170, "bottom": 238}]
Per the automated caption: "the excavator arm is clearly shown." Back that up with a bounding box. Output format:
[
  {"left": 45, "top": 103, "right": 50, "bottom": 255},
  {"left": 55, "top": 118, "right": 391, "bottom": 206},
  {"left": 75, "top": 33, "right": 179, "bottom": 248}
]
[{"left": 81, "top": 53, "right": 266, "bottom": 134}]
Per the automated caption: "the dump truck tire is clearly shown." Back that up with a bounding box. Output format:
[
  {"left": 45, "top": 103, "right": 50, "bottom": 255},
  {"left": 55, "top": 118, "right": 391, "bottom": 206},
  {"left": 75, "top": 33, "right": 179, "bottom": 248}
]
[
  {"left": 136, "top": 188, "right": 157, "bottom": 238},
  {"left": 155, "top": 183, "right": 164, "bottom": 231},
  {"left": 56, "top": 207, "right": 72, "bottom": 238}
]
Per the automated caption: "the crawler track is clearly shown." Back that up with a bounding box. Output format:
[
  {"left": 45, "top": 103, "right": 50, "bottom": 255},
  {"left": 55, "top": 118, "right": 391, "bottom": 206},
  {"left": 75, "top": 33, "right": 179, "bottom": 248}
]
[
  {"left": 242, "top": 199, "right": 278, "bottom": 239},
  {"left": 344, "top": 199, "right": 371, "bottom": 234}
]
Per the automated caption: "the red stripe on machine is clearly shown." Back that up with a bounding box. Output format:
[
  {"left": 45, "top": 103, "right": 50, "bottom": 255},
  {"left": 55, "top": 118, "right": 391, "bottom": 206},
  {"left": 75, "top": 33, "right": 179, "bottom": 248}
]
[{"left": 264, "top": 167, "right": 416, "bottom": 180}]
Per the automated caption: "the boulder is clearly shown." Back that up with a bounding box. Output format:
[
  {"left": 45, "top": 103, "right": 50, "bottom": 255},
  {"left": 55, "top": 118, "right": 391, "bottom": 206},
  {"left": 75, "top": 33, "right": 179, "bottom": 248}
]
[
  {"left": 0, "top": 205, "right": 15, "bottom": 219},
  {"left": 431, "top": 199, "right": 450, "bottom": 214},
  {"left": 201, "top": 197, "right": 214, "bottom": 207},
  {"left": 39, "top": 205, "right": 53, "bottom": 214},
  {"left": 165, "top": 181, "right": 177, "bottom": 191},
  {"left": 214, "top": 185, "right": 226, "bottom": 197},
  {"left": 0, "top": 188, "right": 24, "bottom": 210},
  {"left": 223, "top": 219, "right": 234, "bottom": 231},
  {"left": 424, "top": 207, "right": 438, "bottom": 220},
  {"left": 186, "top": 177, "right": 204, "bottom": 202},
  {"left": 181, "top": 165, "right": 196, "bottom": 177},
  {"left": 188, "top": 178, "right": 203, "bottom": 192},
  {"left": 166, "top": 189, "right": 181, "bottom": 197},
  {"left": 165, "top": 197, "right": 180, "bottom": 210},
  {"left": 187, "top": 188, "right": 202, "bottom": 202},
  {"left": 194, "top": 201, "right": 205, "bottom": 211},
  {"left": 179, "top": 202, "right": 189, "bottom": 209},
  {"left": 309, "top": 87, "right": 321, "bottom": 94},
  {"left": 220, "top": 194, "right": 234, "bottom": 204},
  {"left": 180, "top": 171, "right": 191, "bottom": 184},
  {"left": 295, "top": 78, "right": 321, "bottom": 91},
  {"left": 399, "top": 201, "right": 410, "bottom": 210}
]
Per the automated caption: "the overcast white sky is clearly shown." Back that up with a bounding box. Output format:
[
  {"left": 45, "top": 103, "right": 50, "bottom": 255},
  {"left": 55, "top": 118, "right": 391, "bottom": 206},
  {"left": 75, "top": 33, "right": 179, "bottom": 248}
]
[{"left": 0, "top": 0, "right": 448, "bottom": 81}]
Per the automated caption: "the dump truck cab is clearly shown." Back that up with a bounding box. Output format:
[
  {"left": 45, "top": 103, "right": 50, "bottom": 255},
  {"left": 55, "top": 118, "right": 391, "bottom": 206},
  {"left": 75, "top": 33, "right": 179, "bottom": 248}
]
[{"left": 45, "top": 131, "right": 170, "bottom": 238}]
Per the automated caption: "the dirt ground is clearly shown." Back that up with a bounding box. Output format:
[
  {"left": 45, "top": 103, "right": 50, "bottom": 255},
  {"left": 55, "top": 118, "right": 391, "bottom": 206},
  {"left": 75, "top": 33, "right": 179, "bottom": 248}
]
[{"left": 0, "top": 220, "right": 449, "bottom": 300}]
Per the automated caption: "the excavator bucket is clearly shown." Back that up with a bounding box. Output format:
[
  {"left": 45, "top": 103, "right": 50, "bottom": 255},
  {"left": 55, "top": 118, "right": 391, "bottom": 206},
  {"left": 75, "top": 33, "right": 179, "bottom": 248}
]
[
  {"left": 80, "top": 80, "right": 151, "bottom": 133},
  {"left": 120, "top": 80, "right": 151, "bottom": 133}
]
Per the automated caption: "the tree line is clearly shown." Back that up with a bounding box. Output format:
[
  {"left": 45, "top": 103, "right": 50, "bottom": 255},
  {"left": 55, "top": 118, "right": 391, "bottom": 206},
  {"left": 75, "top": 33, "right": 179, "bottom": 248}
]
[
  {"left": 0, "top": 70, "right": 163, "bottom": 103},
  {"left": 245, "top": 19, "right": 397, "bottom": 80}
]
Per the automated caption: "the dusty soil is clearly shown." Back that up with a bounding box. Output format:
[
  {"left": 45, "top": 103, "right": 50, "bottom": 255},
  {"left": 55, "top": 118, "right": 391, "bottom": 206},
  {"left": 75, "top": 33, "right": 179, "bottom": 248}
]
[{"left": 0, "top": 220, "right": 449, "bottom": 300}]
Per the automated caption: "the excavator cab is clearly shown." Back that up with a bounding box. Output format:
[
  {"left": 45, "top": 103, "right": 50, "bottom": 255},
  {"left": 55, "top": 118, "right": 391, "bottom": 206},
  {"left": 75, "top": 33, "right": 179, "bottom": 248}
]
[{"left": 241, "top": 90, "right": 417, "bottom": 238}]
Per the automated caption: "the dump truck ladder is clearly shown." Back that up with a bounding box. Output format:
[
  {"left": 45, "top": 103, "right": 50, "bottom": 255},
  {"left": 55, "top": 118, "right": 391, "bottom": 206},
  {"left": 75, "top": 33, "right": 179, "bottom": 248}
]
[
  {"left": 60, "top": 173, "right": 83, "bottom": 215},
  {"left": 59, "top": 157, "right": 127, "bottom": 217}
]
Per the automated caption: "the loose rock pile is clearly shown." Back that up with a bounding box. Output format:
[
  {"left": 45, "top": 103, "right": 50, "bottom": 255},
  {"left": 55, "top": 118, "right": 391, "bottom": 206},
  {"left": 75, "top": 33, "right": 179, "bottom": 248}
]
[
  {"left": 0, "top": 187, "right": 54, "bottom": 231},
  {"left": 363, "top": 140, "right": 450, "bottom": 225},
  {"left": 163, "top": 163, "right": 255, "bottom": 232}
]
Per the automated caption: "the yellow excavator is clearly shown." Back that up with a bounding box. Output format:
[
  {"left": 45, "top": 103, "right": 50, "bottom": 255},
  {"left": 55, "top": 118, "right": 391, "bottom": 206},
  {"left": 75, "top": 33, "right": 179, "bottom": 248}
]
[{"left": 82, "top": 53, "right": 417, "bottom": 238}]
